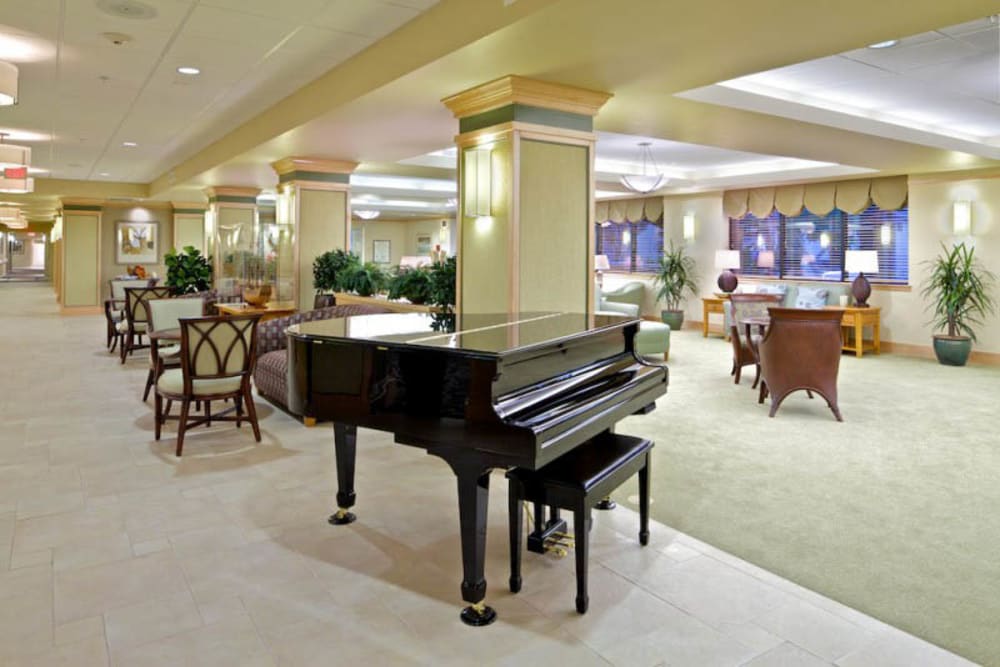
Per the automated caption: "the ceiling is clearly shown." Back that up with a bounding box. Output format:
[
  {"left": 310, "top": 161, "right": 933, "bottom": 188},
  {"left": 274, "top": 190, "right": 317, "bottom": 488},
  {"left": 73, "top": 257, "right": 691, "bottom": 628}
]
[{"left": 0, "top": 0, "right": 999, "bottom": 222}]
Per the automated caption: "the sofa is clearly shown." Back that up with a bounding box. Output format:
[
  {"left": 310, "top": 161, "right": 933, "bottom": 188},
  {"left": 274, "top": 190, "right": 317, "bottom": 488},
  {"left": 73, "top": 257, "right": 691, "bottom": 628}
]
[
  {"left": 722, "top": 281, "right": 851, "bottom": 331},
  {"left": 597, "top": 281, "right": 670, "bottom": 360},
  {"left": 253, "top": 304, "right": 392, "bottom": 414}
]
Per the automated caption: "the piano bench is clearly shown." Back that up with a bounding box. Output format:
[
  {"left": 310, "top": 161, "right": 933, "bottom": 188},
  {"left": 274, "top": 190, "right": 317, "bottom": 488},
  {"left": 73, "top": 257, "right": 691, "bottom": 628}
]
[{"left": 506, "top": 432, "right": 653, "bottom": 614}]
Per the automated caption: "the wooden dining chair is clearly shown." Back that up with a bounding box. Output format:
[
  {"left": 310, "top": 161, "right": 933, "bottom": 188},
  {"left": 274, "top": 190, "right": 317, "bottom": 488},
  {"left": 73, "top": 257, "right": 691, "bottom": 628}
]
[
  {"left": 120, "top": 286, "right": 173, "bottom": 363},
  {"left": 104, "top": 278, "right": 140, "bottom": 352},
  {"left": 728, "top": 293, "right": 782, "bottom": 387},
  {"left": 144, "top": 298, "right": 204, "bottom": 401},
  {"left": 154, "top": 315, "right": 262, "bottom": 456}
]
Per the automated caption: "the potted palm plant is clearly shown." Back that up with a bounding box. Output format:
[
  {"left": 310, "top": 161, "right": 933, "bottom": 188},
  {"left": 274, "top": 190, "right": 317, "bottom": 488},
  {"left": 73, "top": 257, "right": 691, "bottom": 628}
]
[
  {"left": 653, "top": 241, "right": 698, "bottom": 331},
  {"left": 921, "top": 242, "right": 996, "bottom": 366}
]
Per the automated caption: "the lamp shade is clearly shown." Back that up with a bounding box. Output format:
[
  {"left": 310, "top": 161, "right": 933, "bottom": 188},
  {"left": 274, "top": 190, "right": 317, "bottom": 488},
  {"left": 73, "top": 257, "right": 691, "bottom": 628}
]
[
  {"left": 0, "top": 62, "right": 17, "bottom": 106},
  {"left": 756, "top": 250, "right": 775, "bottom": 268},
  {"left": 594, "top": 254, "right": 610, "bottom": 271},
  {"left": 714, "top": 249, "right": 741, "bottom": 270},
  {"left": 844, "top": 250, "right": 879, "bottom": 274}
]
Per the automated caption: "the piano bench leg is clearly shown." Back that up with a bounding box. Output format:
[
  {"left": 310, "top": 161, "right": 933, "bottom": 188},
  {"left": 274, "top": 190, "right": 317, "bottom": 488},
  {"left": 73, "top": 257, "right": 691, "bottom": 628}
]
[{"left": 303, "top": 416, "right": 317, "bottom": 427}]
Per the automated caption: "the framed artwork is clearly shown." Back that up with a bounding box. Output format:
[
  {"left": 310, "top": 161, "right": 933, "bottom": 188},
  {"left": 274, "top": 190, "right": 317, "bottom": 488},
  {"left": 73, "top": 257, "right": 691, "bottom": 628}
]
[
  {"left": 415, "top": 234, "right": 432, "bottom": 255},
  {"left": 9, "top": 238, "right": 24, "bottom": 255},
  {"left": 372, "top": 239, "right": 391, "bottom": 264},
  {"left": 116, "top": 221, "right": 158, "bottom": 264}
]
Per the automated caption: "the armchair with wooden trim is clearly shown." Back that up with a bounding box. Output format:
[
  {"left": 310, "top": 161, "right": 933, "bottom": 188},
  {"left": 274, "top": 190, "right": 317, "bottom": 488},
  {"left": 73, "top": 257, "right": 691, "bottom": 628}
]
[
  {"left": 104, "top": 278, "right": 141, "bottom": 352},
  {"left": 757, "top": 307, "right": 845, "bottom": 421},
  {"left": 144, "top": 298, "right": 204, "bottom": 402},
  {"left": 120, "top": 286, "right": 172, "bottom": 363},
  {"left": 154, "top": 315, "right": 262, "bottom": 456},
  {"left": 728, "top": 293, "right": 782, "bottom": 386}
]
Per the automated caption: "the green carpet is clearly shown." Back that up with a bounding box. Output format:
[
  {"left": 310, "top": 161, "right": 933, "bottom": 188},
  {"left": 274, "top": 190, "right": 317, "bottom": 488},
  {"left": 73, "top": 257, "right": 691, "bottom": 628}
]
[{"left": 618, "top": 330, "right": 1000, "bottom": 666}]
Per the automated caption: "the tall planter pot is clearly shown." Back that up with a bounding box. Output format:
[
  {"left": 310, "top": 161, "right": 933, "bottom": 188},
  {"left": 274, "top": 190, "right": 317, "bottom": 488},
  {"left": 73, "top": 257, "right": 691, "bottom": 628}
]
[
  {"left": 314, "top": 294, "right": 336, "bottom": 309},
  {"left": 661, "top": 309, "right": 684, "bottom": 331},
  {"left": 933, "top": 335, "right": 972, "bottom": 367}
]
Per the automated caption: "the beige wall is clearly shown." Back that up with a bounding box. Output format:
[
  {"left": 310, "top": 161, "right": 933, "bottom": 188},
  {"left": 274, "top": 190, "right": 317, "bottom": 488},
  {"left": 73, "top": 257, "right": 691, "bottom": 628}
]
[
  {"left": 519, "top": 139, "right": 589, "bottom": 313},
  {"left": 63, "top": 212, "right": 100, "bottom": 307},
  {"left": 352, "top": 217, "right": 455, "bottom": 265},
  {"left": 460, "top": 138, "right": 512, "bottom": 313},
  {"left": 100, "top": 205, "right": 173, "bottom": 299},
  {"left": 173, "top": 213, "right": 205, "bottom": 254}
]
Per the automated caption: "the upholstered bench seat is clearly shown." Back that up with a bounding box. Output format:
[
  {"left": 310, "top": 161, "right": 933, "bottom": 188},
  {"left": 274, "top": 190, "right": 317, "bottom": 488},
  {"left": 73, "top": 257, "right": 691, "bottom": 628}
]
[{"left": 635, "top": 320, "right": 670, "bottom": 360}]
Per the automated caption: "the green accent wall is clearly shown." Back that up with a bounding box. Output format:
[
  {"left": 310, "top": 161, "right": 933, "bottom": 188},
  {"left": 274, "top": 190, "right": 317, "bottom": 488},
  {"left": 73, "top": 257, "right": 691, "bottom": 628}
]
[
  {"left": 173, "top": 208, "right": 206, "bottom": 214},
  {"left": 459, "top": 104, "right": 593, "bottom": 133},
  {"left": 63, "top": 204, "right": 102, "bottom": 212},
  {"left": 208, "top": 195, "right": 257, "bottom": 204},
  {"left": 277, "top": 171, "right": 350, "bottom": 185}
]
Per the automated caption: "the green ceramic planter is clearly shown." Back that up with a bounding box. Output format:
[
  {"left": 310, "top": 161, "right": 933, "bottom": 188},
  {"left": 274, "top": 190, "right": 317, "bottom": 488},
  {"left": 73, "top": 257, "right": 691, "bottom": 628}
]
[
  {"left": 933, "top": 335, "right": 972, "bottom": 367},
  {"left": 661, "top": 310, "right": 684, "bottom": 331}
]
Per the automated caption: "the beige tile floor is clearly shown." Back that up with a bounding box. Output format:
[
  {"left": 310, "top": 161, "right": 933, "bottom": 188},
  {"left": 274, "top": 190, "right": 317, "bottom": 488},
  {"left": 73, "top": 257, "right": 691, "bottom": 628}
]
[{"left": 0, "top": 284, "right": 975, "bottom": 666}]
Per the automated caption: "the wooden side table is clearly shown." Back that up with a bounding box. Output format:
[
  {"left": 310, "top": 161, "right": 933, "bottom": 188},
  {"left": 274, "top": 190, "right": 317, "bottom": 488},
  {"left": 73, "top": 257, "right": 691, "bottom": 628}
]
[
  {"left": 701, "top": 295, "right": 729, "bottom": 339},
  {"left": 216, "top": 301, "right": 297, "bottom": 322},
  {"left": 825, "top": 306, "right": 881, "bottom": 357}
]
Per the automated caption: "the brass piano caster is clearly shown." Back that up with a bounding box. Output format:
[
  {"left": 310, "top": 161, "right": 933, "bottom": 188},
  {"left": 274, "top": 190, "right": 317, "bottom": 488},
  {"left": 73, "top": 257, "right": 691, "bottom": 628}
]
[
  {"left": 328, "top": 507, "right": 356, "bottom": 525},
  {"left": 460, "top": 601, "right": 497, "bottom": 627},
  {"left": 595, "top": 495, "right": 616, "bottom": 510}
]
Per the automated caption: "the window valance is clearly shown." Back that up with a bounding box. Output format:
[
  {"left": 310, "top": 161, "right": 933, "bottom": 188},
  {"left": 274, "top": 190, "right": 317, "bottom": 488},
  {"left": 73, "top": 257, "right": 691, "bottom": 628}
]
[
  {"left": 723, "top": 176, "right": 907, "bottom": 218},
  {"left": 595, "top": 196, "right": 663, "bottom": 224}
]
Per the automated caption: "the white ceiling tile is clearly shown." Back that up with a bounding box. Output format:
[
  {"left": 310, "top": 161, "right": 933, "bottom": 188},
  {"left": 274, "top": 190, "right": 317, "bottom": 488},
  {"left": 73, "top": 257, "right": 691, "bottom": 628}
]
[
  {"left": 936, "top": 17, "right": 996, "bottom": 37},
  {"left": 910, "top": 52, "right": 999, "bottom": 103},
  {"left": 180, "top": 5, "right": 298, "bottom": 46},
  {"left": 313, "top": 0, "right": 420, "bottom": 38},
  {"left": 386, "top": 0, "right": 440, "bottom": 9},
  {"left": 199, "top": 0, "right": 330, "bottom": 21},
  {"left": 843, "top": 36, "right": 980, "bottom": 73}
]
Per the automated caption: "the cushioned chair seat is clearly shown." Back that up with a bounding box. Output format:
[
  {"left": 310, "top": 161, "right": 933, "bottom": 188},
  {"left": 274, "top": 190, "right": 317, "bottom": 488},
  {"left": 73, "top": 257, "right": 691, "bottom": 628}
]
[
  {"left": 117, "top": 320, "right": 146, "bottom": 334},
  {"left": 158, "top": 344, "right": 181, "bottom": 358},
  {"left": 635, "top": 321, "right": 670, "bottom": 359},
  {"left": 157, "top": 368, "right": 242, "bottom": 396}
]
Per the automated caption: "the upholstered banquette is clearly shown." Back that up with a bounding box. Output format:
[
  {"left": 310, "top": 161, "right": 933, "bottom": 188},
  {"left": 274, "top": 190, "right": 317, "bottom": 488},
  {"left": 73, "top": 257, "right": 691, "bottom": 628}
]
[
  {"left": 253, "top": 304, "right": 392, "bottom": 413},
  {"left": 722, "top": 281, "right": 852, "bottom": 331}
]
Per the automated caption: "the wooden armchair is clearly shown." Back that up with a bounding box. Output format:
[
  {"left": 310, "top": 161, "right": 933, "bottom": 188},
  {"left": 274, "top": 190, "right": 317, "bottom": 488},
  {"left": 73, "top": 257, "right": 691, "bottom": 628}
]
[
  {"left": 757, "top": 307, "right": 845, "bottom": 421},
  {"left": 144, "top": 298, "right": 204, "bottom": 401},
  {"left": 120, "top": 286, "right": 173, "bottom": 363},
  {"left": 104, "top": 278, "right": 140, "bottom": 352},
  {"left": 154, "top": 315, "right": 262, "bottom": 456},
  {"left": 728, "top": 293, "right": 782, "bottom": 386}
]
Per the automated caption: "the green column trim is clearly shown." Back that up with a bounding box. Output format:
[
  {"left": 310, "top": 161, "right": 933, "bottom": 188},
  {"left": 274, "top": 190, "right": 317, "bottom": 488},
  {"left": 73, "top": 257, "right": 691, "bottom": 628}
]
[
  {"left": 62, "top": 204, "right": 102, "bottom": 212},
  {"left": 459, "top": 103, "right": 593, "bottom": 134},
  {"left": 277, "top": 171, "right": 351, "bottom": 185},
  {"left": 173, "top": 208, "right": 207, "bottom": 214},
  {"left": 208, "top": 195, "right": 257, "bottom": 204}
]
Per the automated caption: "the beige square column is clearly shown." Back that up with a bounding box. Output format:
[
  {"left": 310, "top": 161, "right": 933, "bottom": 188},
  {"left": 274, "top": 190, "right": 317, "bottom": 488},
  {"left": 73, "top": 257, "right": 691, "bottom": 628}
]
[
  {"left": 442, "top": 76, "right": 611, "bottom": 315},
  {"left": 271, "top": 157, "right": 357, "bottom": 313},
  {"left": 171, "top": 202, "right": 208, "bottom": 255},
  {"left": 59, "top": 198, "right": 103, "bottom": 313},
  {"left": 205, "top": 187, "right": 259, "bottom": 300}
]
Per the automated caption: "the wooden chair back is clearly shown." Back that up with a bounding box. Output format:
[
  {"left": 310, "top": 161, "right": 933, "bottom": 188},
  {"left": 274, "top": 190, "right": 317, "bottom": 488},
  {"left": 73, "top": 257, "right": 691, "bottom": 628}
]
[
  {"left": 109, "top": 278, "right": 140, "bottom": 301},
  {"left": 124, "top": 286, "right": 173, "bottom": 327},
  {"left": 178, "top": 315, "right": 260, "bottom": 392},
  {"left": 148, "top": 298, "right": 204, "bottom": 333}
]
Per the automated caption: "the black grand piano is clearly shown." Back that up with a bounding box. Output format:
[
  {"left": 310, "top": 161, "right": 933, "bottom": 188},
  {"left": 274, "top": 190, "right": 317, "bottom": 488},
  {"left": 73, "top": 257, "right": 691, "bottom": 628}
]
[{"left": 287, "top": 311, "right": 667, "bottom": 625}]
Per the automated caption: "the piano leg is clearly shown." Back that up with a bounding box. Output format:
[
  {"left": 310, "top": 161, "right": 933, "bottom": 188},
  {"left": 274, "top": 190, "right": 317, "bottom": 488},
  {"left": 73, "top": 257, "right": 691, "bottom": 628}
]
[
  {"left": 434, "top": 450, "right": 497, "bottom": 627},
  {"left": 328, "top": 422, "right": 358, "bottom": 526}
]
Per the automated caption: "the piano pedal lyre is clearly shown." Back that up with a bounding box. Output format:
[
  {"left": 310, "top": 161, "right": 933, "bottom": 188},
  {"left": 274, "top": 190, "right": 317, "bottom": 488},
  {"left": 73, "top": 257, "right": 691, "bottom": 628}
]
[{"left": 544, "top": 531, "right": 575, "bottom": 558}]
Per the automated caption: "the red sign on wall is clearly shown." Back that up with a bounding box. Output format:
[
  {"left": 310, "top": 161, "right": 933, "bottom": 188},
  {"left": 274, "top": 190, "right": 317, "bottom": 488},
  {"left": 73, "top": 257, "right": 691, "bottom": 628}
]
[{"left": 3, "top": 167, "right": 27, "bottom": 179}]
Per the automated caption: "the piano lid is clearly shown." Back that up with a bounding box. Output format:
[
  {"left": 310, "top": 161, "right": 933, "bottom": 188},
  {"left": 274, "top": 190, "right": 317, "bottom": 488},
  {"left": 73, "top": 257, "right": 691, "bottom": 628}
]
[{"left": 286, "top": 311, "right": 637, "bottom": 358}]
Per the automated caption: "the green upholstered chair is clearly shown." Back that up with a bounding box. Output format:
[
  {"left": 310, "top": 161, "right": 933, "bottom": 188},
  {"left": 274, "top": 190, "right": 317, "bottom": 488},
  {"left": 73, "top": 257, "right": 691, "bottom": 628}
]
[{"left": 596, "top": 283, "right": 670, "bottom": 360}]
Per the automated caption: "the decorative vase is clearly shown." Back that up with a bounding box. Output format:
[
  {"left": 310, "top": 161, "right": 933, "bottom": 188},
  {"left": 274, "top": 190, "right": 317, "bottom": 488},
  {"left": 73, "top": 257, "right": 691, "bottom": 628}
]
[
  {"left": 243, "top": 284, "right": 272, "bottom": 307},
  {"left": 661, "top": 309, "right": 684, "bottom": 331},
  {"left": 932, "top": 335, "right": 972, "bottom": 367}
]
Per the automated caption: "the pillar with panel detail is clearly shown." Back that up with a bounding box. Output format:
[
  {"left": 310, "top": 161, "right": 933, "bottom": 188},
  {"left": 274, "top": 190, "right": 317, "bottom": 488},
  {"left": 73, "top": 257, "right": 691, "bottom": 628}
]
[
  {"left": 59, "top": 198, "right": 103, "bottom": 312},
  {"left": 204, "top": 187, "right": 259, "bottom": 303},
  {"left": 171, "top": 202, "right": 207, "bottom": 256},
  {"left": 270, "top": 157, "right": 357, "bottom": 313},
  {"left": 441, "top": 75, "right": 611, "bottom": 316}
]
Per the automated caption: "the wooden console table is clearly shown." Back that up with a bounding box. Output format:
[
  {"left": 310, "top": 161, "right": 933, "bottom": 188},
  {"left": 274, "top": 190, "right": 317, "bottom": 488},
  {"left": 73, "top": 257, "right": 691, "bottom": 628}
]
[
  {"left": 701, "top": 295, "right": 730, "bottom": 338},
  {"left": 825, "top": 306, "right": 881, "bottom": 357},
  {"left": 216, "top": 301, "right": 297, "bottom": 322}
]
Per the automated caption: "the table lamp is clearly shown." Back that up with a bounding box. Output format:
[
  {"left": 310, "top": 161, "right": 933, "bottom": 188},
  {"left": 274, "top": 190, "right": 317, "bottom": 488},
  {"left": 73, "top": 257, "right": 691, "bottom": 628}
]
[
  {"left": 714, "top": 249, "right": 741, "bottom": 293},
  {"left": 844, "top": 250, "right": 878, "bottom": 307},
  {"left": 756, "top": 250, "right": 775, "bottom": 269},
  {"left": 594, "top": 254, "right": 610, "bottom": 289}
]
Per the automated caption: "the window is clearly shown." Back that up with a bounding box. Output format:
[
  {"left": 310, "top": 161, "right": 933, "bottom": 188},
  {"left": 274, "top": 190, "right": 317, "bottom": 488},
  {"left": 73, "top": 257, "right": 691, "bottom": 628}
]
[
  {"left": 728, "top": 204, "right": 908, "bottom": 284},
  {"left": 595, "top": 218, "right": 663, "bottom": 273}
]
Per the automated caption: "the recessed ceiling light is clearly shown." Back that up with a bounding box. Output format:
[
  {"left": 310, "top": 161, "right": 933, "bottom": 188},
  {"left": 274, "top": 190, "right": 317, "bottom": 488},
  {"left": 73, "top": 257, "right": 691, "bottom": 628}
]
[
  {"left": 867, "top": 39, "right": 899, "bottom": 49},
  {"left": 99, "top": 172, "right": 110, "bottom": 176},
  {"left": 176, "top": 66, "right": 200, "bottom": 75},
  {"left": 122, "top": 141, "right": 137, "bottom": 147}
]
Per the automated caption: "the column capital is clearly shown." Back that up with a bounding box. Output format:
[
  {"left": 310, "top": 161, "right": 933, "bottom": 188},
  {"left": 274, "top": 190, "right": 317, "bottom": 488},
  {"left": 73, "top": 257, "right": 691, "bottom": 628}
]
[
  {"left": 442, "top": 75, "right": 612, "bottom": 129},
  {"left": 204, "top": 186, "right": 259, "bottom": 205},
  {"left": 272, "top": 156, "right": 357, "bottom": 189}
]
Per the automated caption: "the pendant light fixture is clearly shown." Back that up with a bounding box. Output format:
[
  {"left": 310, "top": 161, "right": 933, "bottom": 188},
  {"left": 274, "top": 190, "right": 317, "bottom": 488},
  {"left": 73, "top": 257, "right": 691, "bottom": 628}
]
[
  {"left": 619, "top": 142, "right": 666, "bottom": 194},
  {"left": 353, "top": 209, "right": 380, "bottom": 220},
  {"left": 0, "top": 62, "right": 18, "bottom": 106}
]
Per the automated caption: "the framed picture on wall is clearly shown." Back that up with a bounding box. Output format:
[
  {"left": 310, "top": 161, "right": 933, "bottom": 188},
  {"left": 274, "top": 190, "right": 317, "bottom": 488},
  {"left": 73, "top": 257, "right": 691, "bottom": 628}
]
[
  {"left": 372, "top": 239, "right": 391, "bottom": 264},
  {"left": 415, "top": 234, "right": 432, "bottom": 255},
  {"left": 116, "top": 221, "right": 158, "bottom": 264},
  {"left": 9, "top": 238, "right": 24, "bottom": 255}
]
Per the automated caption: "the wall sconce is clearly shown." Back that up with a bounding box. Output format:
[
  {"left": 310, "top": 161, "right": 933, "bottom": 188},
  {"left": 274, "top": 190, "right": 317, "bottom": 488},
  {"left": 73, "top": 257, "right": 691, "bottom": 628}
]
[
  {"left": 463, "top": 147, "right": 492, "bottom": 218},
  {"left": 953, "top": 201, "right": 972, "bottom": 236},
  {"left": 682, "top": 212, "right": 695, "bottom": 241}
]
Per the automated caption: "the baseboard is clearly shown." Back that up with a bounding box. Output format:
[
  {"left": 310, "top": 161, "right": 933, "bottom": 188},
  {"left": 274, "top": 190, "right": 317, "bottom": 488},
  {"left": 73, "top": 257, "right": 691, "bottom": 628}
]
[
  {"left": 881, "top": 341, "right": 1000, "bottom": 366},
  {"left": 60, "top": 306, "right": 101, "bottom": 316}
]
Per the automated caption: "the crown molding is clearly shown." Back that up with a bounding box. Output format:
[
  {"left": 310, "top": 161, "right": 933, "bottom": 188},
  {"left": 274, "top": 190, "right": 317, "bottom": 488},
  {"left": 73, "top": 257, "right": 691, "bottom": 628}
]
[
  {"left": 442, "top": 75, "right": 612, "bottom": 119},
  {"left": 271, "top": 156, "right": 359, "bottom": 176}
]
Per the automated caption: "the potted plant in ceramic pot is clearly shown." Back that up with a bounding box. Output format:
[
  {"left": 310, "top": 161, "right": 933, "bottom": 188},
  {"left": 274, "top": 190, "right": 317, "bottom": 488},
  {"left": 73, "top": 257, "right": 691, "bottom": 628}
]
[
  {"left": 921, "top": 242, "right": 996, "bottom": 366},
  {"left": 653, "top": 241, "right": 698, "bottom": 331}
]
